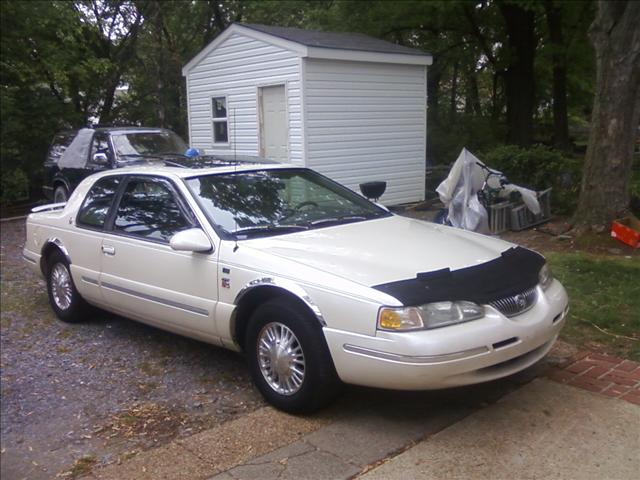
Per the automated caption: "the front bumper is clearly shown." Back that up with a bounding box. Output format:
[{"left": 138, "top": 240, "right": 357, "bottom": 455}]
[{"left": 324, "top": 280, "right": 569, "bottom": 390}]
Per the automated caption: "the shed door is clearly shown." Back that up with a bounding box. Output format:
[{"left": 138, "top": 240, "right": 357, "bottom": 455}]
[{"left": 259, "top": 85, "right": 288, "bottom": 162}]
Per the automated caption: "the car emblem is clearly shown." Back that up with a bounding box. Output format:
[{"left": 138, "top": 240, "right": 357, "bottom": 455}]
[{"left": 515, "top": 294, "right": 526, "bottom": 310}]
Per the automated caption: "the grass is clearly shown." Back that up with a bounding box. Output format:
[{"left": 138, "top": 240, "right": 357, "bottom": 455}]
[
  {"left": 64, "top": 455, "right": 97, "bottom": 478},
  {"left": 547, "top": 252, "right": 640, "bottom": 360}
]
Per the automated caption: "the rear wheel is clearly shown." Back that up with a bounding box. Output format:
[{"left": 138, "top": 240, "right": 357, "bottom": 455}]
[
  {"left": 245, "top": 298, "right": 342, "bottom": 413},
  {"left": 53, "top": 185, "right": 69, "bottom": 203},
  {"left": 46, "top": 251, "right": 88, "bottom": 323}
]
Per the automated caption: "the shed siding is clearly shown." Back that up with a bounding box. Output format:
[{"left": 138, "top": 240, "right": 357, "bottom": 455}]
[
  {"left": 186, "top": 33, "right": 304, "bottom": 165},
  {"left": 304, "top": 59, "right": 426, "bottom": 204}
]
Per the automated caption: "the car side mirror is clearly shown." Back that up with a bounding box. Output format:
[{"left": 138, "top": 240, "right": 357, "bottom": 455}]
[
  {"left": 170, "top": 228, "right": 213, "bottom": 253},
  {"left": 359, "top": 181, "right": 387, "bottom": 202},
  {"left": 92, "top": 152, "right": 110, "bottom": 166}
]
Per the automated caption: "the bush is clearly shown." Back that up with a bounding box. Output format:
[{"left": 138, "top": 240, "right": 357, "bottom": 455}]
[
  {"left": 0, "top": 168, "right": 29, "bottom": 205},
  {"left": 482, "top": 145, "right": 582, "bottom": 215},
  {"left": 429, "top": 114, "right": 504, "bottom": 165}
]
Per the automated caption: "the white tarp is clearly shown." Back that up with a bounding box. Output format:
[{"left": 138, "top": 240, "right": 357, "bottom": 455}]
[
  {"left": 58, "top": 128, "right": 93, "bottom": 169},
  {"left": 436, "top": 148, "right": 540, "bottom": 234}
]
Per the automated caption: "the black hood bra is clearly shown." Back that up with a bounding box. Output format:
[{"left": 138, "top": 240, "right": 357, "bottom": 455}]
[{"left": 373, "top": 246, "right": 545, "bottom": 306}]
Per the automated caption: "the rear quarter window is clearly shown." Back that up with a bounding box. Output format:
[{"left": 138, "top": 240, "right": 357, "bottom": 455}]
[{"left": 76, "top": 177, "right": 121, "bottom": 229}]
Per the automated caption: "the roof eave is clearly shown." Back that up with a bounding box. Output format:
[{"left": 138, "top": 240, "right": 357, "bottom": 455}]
[{"left": 305, "top": 46, "right": 433, "bottom": 66}]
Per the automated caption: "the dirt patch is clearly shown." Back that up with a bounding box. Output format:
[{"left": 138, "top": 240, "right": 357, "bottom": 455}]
[
  {"left": 96, "top": 403, "right": 189, "bottom": 442},
  {"left": 500, "top": 220, "right": 639, "bottom": 257},
  {"left": 401, "top": 206, "right": 639, "bottom": 258}
]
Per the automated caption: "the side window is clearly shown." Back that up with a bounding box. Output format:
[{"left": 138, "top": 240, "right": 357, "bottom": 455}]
[
  {"left": 88, "top": 133, "right": 112, "bottom": 166},
  {"left": 211, "top": 97, "right": 228, "bottom": 143},
  {"left": 113, "top": 178, "right": 196, "bottom": 242},
  {"left": 47, "top": 132, "right": 76, "bottom": 164},
  {"left": 77, "top": 177, "right": 122, "bottom": 229}
]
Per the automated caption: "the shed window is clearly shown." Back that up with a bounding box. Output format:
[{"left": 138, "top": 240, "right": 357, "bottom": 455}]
[{"left": 212, "top": 97, "right": 228, "bottom": 144}]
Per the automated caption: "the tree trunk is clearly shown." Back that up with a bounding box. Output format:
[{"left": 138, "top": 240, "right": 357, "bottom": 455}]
[
  {"left": 499, "top": 2, "right": 537, "bottom": 147},
  {"left": 450, "top": 60, "right": 459, "bottom": 118},
  {"left": 427, "top": 59, "right": 442, "bottom": 164},
  {"left": 491, "top": 73, "right": 500, "bottom": 120},
  {"left": 466, "top": 72, "right": 482, "bottom": 115},
  {"left": 573, "top": 0, "right": 640, "bottom": 229},
  {"left": 99, "top": 79, "right": 119, "bottom": 123},
  {"left": 545, "top": 0, "right": 570, "bottom": 150}
]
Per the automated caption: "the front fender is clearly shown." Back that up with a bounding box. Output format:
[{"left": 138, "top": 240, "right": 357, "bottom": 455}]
[{"left": 234, "top": 277, "right": 326, "bottom": 326}]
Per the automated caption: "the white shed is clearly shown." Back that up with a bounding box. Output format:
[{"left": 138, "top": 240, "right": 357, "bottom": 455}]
[{"left": 182, "top": 23, "right": 432, "bottom": 205}]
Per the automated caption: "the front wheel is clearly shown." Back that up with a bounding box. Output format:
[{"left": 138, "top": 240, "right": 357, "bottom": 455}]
[{"left": 245, "top": 298, "right": 342, "bottom": 413}]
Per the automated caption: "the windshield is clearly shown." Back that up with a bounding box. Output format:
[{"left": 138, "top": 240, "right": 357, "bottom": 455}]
[
  {"left": 186, "top": 168, "right": 390, "bottom": 238},
  {"left": 111, "top": 131, "right": 188, "bottom": 159}
]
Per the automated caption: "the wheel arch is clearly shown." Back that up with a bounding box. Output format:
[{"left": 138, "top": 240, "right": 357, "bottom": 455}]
[
  {"left": 52, "top": 176, "right": 71, "bottom": 193},
  {"left": 231, "top": 278, "right": 326, "bottom": 351},
  {"left": 40, "top": 238, "right": 71, "bottom": 275}
]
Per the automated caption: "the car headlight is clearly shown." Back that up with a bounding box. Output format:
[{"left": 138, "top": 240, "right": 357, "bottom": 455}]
[
  {"left": 539, "top": 263, "right": 553, "bottom": 291},
  {"left": 377, "top": 301, "right": 484, "bottom": 331}
]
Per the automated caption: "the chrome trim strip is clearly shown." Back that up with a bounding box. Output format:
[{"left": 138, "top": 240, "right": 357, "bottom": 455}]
[
  {"left": 343, "top": 344, "right": 490, "bottom": 364},
  {"left": 31, "top": 202, "right": 66, "bottom": 213},
  {"left": 101, "top": 281, "right": 209, "bottom": 316},
  {"left": 81, "top": 276, "right": 99, "bottom": 286},
  {"left": 234, "top": 277, "right": 326, "bottom": 326},
  {"left": 22, "top": 254, "right": 37, "bottom": 264}
]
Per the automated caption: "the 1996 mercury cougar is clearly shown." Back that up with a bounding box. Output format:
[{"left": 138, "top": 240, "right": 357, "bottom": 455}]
[{"left": 23, "top": 160, "right": 569, "bottom": 412}]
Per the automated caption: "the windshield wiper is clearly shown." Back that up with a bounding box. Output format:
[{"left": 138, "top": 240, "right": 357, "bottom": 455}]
[
  {"left": 119, "top": 153, "right": 157, "bottom": 158},
  {"left": 233, "top": 225, "right": 309, "bottom": 238},
  {"left": 308, "top": 215, "right": 370, "bottom": 227}
]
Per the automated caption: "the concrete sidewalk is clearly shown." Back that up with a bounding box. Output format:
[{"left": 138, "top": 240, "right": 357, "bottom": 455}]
[
  {"left": 360, "top": 379, "right": 640, "bottom": 480},
  {"left": 84, "top": 354, "right": 639, "bottom": 480}
]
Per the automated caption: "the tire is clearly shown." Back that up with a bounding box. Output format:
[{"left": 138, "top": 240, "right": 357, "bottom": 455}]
[
  {"left": 53, "top": 185, "right": 69, "bottom": 203},
  {"left": 46, "top": 250, "right": 88, "bottom": 323},
  {"left": 245, "top": 297, "right": 342, "bottom": 413}
]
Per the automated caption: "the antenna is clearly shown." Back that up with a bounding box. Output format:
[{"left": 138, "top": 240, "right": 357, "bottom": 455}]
[
  {"left": 233, "top": 107, "right": 239, "bottom": 252},
  {"left": 233, "top": 108, "right": 238, "bottom": 169}
]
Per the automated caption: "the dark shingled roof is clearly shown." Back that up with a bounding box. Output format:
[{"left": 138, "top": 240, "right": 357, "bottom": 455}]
[{"left": 238, "top": 23, "right": 431, "bottom": 57}]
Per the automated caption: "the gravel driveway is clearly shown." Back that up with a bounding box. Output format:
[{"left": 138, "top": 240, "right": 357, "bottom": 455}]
[{"left": 1, "top": 219, "right": 264, "bottom": 479}]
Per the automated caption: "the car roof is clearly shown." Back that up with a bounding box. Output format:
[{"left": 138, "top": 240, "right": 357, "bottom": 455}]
[
  {"left": 55, "top": 126, "right": 176, "bottom": 136},
  {"left": 93, "top": 161, "right": 299, "bottom": 181},
  {"left": 95, "top": 126, "right": 173, "bottom": 135}
]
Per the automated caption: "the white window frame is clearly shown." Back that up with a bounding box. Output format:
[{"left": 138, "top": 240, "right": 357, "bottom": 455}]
[{"left": 211, "top": 95, "right": 229, "bottom": 146}]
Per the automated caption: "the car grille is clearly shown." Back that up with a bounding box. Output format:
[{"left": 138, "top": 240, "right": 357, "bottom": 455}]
[{"left": 489, "top": 286, "right": 538, "bottom": 317}]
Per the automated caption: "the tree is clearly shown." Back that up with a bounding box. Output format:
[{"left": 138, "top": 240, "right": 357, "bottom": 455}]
[
  {"left": 75, "top": 0, "right": 148, "bottom": 123},
  {"left": 573, "top": 0, "right": 640, "bottom": 229},
  {"left": 544, "top": 0, "right": 569, "bottom": 149},
  {"left": 499, "top": 1, "right": 537, "bottom": 147}
]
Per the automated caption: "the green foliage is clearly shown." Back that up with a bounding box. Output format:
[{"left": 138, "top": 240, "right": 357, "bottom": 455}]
[
  {"left": 430, "top": 114, "right": 505, "bottom": 165},
  {"left": 0, "top": 0, "right": 598, "bottom": 212},
  {"left": 483, "top": 145, "right": 581, "bottom": 214},
  {"left": 548, "top": 252, "right": 640, "bottom": 360},
  {"left": 0, "top": 168, "right": 29, "bottom": 204},
  {"left": 630, "top": 155, "right": 640, "bottom": 217}
]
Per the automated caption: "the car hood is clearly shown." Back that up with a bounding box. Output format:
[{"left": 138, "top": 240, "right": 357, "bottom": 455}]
[{"left": 240, "top": 215, "right": 515, "bottom": 287}]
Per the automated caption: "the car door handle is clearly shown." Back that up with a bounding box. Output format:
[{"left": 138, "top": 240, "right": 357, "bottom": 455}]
[{"left": 101, "top": 245, "right": 116, "bottom": 256}]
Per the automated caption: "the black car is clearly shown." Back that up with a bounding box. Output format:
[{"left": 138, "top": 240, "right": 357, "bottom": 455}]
[{"left": 43, "top": 127, "right": 189, "bottom": 202}]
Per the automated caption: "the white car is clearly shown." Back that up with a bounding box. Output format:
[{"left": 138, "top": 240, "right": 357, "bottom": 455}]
[{"left": 23, "top": 161, "right": 569, "bottom": 412}]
